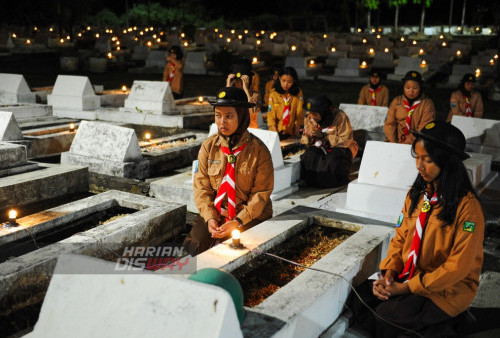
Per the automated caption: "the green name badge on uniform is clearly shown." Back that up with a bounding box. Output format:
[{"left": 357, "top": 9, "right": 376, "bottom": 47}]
[{"left": 463, "top": 221, "right": 475, "bottom": 233}]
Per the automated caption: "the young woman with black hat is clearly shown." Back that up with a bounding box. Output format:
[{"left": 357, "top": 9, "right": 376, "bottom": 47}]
[
  {"left": 162, "top": 45, "right": 184, "bottom": 99},
  {"left": 384, "top": 70, "right": 435, "bottom": 144},
  {"left": 358, "top": 70, "right": 389, "bottom": 107},
  {"left": 267, "top": 66, "right": 304, "bottom": 140},
  {"left": 349, "top": 120, "right": 484, "bottom": 337},
  {"left": 300, "top": 95, "right": 359, "bottom": 188},
  {"left": 226, "top": 62, "right": 262, "bottom": 129},
  {"left": 264, "top": 64, "right": 281, "bottom": 110},
  {"left": 446, "top": 73, "right": 484, "bottom": 122},
  {"left": 183, "top": 87, "right": 274, "bottom": 256}
]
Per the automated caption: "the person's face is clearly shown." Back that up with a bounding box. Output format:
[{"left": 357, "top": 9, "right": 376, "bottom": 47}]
[
  {"left": 280, "top": 74, "right": 294, "bottom": 92},
  {"left": 168, "top": 52, "right": 177, "bottom": 60},
  {"left": 215, "top": 106, "right": 239, "bottom": 136},
  {"left": 464, "top": 81, "right": 475, "bottom": 92},
  {"left": 415, "top": 140, "right": 441, "bottom": 183},
  {"left": 272, "top": 72, "right": 279, "bottom": 81},
  {"left": 369, "top": 76, "right": 380, "bottom": 86},
  {"left": 404, "top": 80, "right": 421, "bottom": 99},
  {"left": 308, "top": 111, "right": 321, "bottom": 123}
]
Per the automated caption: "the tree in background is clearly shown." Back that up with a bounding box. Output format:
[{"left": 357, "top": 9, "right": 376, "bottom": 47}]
[
  {"left": 363, "top": 0, "right": 380, "bottom": 28},
  {"left": 387, "top": 0, "right": 408, "bottom": 33},
  {"left": 413, "top": 0, "right": 434, "bottom": 33}
]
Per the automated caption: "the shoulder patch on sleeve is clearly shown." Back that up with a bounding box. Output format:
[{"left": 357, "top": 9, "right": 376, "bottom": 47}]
[
  {"left": 396, "top": 212, "right": 404, "bottom": 228},
  {"left": 450, "top": 102, "right": 457, "bottom": 108},
  {"left": 463, "top": 221, "right": 475, "bottom": 233}
]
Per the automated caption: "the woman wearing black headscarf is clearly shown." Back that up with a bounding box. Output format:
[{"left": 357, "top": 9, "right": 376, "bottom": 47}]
[{"left": 299, "top": 94, "right": 358, "bottom": 188}]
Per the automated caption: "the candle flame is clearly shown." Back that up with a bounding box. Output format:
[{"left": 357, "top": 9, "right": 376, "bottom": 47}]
[
  {"left": 122, "top": 85, "right": 127, "bottom": 92},
  {"left": 145, "top": 132, "right": 152, "bottom": 141},
  {"left": 198, "top": 96, "right": 204, "bottom": 103},
  {"left": 231, "top": 229, "right": 240, "bottom": 240},
  {"left": 8, "top": 209, "right": 17, "bottom": 219}
]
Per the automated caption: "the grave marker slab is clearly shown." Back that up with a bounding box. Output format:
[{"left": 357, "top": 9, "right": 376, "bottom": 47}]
[
  {"left": 144, "top": 50, "right": 166, "bottom": 69},
  {"left": 334, "top": 58, "right": 361, "bottom": 77},
  {"left": 387, "top": 56, "right": 421, "bottom": 80},
  {"left": 184, "top": 51, "right": 206, "bottom": 74},
  {"left": 47, "top": 75, "right": 100, "bottom": 110},
  {"left": 452, "top": 115, "right": 500, "bottom": 162},
  {"left": 123, "top": 80, "right": 175, "bottom": 114},
  {"left": 0, "top": 73, "right": 36, "bottom": 104},
  {"left": 60, "top": 121, "right": 149, "bottom": 179},
  {"left": 31, "top": 254, "right": 243, "bottom": 338},
  {"left": 371, "top": 52, "right": 394, "bottom": 69},
  {"left": 447, "top": 64, "right": 475, "bottom": 86},
  {"left": 0, "top": 111, "right": 23, "bottom": 141}
]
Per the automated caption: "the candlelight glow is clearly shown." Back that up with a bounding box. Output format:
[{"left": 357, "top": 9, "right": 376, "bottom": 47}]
[
  {"left": 412, "top": 40, "right": 417, "bottom": 45},
  {"left": 87, "top": 26, "right": 91, "bottom": 30},
  {"left": 357, "top": 28, "right": 362, "bottom": 33},
  {"left": 95, "top": 33, "right": 99, "bottom": 38},
  {"left": 78, "top": 33, "right": 82, "bottom": 37},
  {"left": 369, "top": 48, "right": 375, "bottom": 54},
  {"left": 323, "top": 34, "right": 327, "bottom": 38},
  {"left": 475, "top": 68, "right": 481, "bottom": 77},
  {"left": 116, "top": 46, "right": 121, "bottom": 51},
  {"left": 490, "top": 59, "right": 495, "bottom": 66},
  {"left": 360, "top": 61, "right": 367, "bottom": 69},
  {"left": 12, "top": 33, "right": 17, "bottom": 38},
  {"left": 456, "top": 50, "right": 462, "bottom": 56},
  {"left": 49, "top": 27, "right": 54, "bottom": 32},
  {"left": 371, "top": 28, "right": 376, "bottom": 33},
  {"left": 238, "top": 35, "right": 243, "bottom": 39},
  {"left": 419, "top": 48, "right": 424, "bottom": 55},
  {"left": 261, "top": 30, "right": 265, "bottom": 35},
  {"left": 362, "top": 38, "right": 367, "bottom": 44},
  {"left": 122, "top": 85, "right": 127, "bottom": 92},
  {"left": 291, "top": 45, "right": 297, "bottom": 51},
  {"left": 442, "top": 41, "right": 447, "bottom": 47},
  {"left": 34, "top": 27, "right": 38, "bottom": 31},
  {"left": 256, "top": 40, "right": 261, "bottom": 45},
  {"left": 330, "top": 47, "right": 336, "bottom": 52},
  {"left": 180, "top": 33, "right": 185, "bottom": 38},
  {"left": 401, "top": 37, "right": 405, "bottom": 42},
  {"left": 219, "top": 33, "right": 223, "bottom": 38},
  {"left": 252, "top": 57, "right": 258, "bottom": 63},
  {"left": 420, "top": 60, "right": 427, "bottom": 68},
  {"left": 59, "top": 38, "right": 64, "bottom": 43},
  {"left": 214, "top": 28, "right": 219, "bottom": 32},
  {"left": 153, "top": 34, "right": 157, "bottom": 38},
  {"left": 495, "top": 54, "right": 499, "bottom": 60},
  {"left": 145, "top": 28, "right": 149, "bottom": 32},
  {"left": 8, "top": 209, "right": 17, "bottom": 219},
  {"left": 123, "top": 29, "right": 127, "bottom": 34},
  {"left": 198, "top": 96, "right": 204, "bottom": 103},
  {"left": 231, "top": 29, "right": 235, "bottom": 34},
  {"left": 107, "top": 52, "right": 113, "bottom": 58},
  {"left": 458, "top": 26, "right": 462, "bottom": 31},
  {"left": 66, "top": 35, "right": 70, "bottom": 40},
  {"left": 140, "top": 31, "right": 144, "bottom": 35},
  {"left": 157, "top": 38, "right": 161, "bottom": 42},
  {"left": 384, "top": 48, "right": 389, "bottom": 53},
  {"left": 244, "top": 30, "right": 248, "bottom": 34},
  {"left": 226, "top": 37, "right": 231, "bottom": 43},
  {"left": 439, "top": 34, "right": 444, "bottom": 39},
  {"left": 69, "top": 123, "right": 75, "bottom": 131},
  {"left": 376, "top": 34, "right": 381, "bottom": 39},
  {"left": 232, "top": 229, "right": 240, "bottom": 239},
  {"left": 147, "top": 41, "right": 152, "bottom": 47},
  {"left": 183, "top": 41, "right": 188, "bottom": 47},
  {"left": 26, "top": 39, "right": 31, "bottom": 45},
  {"left": 144, "top": 132, "right": 152, "bottom": 141},
  {"left": 309, "top": 59, "right": 315, "bottom": 65},
  {"left": 133, "top": 26, "right": 137, "bottom": 30}
]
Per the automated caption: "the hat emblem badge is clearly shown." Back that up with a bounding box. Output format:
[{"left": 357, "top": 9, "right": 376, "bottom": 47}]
[{"left": 219, "top": 91, "right": 226, "bottom": 98}]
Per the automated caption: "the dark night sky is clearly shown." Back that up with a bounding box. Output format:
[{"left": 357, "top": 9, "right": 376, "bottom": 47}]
[{"left": 1, "top": 0, "right": 499, "bottom": 28}]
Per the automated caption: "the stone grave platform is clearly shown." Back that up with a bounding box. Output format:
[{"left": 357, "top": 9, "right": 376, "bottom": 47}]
[
  {"left": 0, "top": 73, "right": 37, "bottom": 104},
  {"left": 0, "top": 142, "right": 88, "bottom": 211},
  {"left": 318, "top": 58, "right": 369, "bottom": 83},
  {"left": 0, "top": 190, "right": 185, "bottom": 316},
  {"left": 338, "top": 103, "right": 388, "bottom": 148},
  {"left": 184, "top": 206, "right": 393, "bottom": 338}
]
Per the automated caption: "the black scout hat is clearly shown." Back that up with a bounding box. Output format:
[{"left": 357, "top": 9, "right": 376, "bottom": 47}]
[
  {"left": 303, "top": 94, "right": 332, "bottom": 113},
  {"left": 231, "top": 63, "right": 254, "bottom": 79},
  {"left": 401, "top": 70, "right": 423, "bottom": 83},
  {"left": 168, "top": 45, "right": 184, "bottom": 60},
  {"left": 411, "top": 120, "right": 469, "bottom": 160},
  {"left": 461, "top": 73, "right": 476, "bottom": 83},
  {"left": 210, "top": 87, "right": 255, "bottom": 108},
  {"left": 369, "top": 69, "right": 381, "bottom": 77}
]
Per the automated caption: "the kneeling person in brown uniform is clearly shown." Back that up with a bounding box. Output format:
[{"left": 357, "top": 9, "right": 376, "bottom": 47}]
[{"left": 184, "top": 87, "right": 274, "bottom": 256}]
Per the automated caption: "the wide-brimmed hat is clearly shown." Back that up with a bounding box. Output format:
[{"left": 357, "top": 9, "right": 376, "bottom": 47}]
[
  {"left": 461, "top": 73, "right": 476, "bottom": 83},
  {"left": 369, "top": 69, "right": 381, "bottom": 78},
  {"left": 411, "top": 120, "right": 469, "bottom": 160},
  {"left": 401, "top": 70, "right": 423, "bottom": 83},
  {"left": 303, "top": 94, "right": 332, "bottom": 113},
  {"left": 210, "top": 87, "right": 255, "bottom": 108},
  {"left": 231, "top": 63, "right": 254, "bottom": 79}
]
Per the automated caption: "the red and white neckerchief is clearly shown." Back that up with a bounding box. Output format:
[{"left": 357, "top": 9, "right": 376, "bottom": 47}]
[
  {"left": 168, "top": 62, "right": 176, "bottom": 83},
  {"left": 463, "top": 95, "right": 472, "bottom": 117},
  {"left": 402, "top": 98, "right": 421, "bottom": 137},
  {"left": 399, "top": 192, "right": 438, "bottom": 279},
  {"left": 282, "top": 95, "right": 292, "bottom": 127},
  {"left": 214, "top": 143, "right": 247, "bottom": 222},
  {"left": 313, "top": 121, "right": 334, "bottom": 153},
  {"left": 369, "top": 87, "right": 382, "bottom": 105}
]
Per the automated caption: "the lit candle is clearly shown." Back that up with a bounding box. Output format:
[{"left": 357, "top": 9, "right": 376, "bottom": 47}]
[
  {"left": 357, "top": 28, "right": 362, "bottom": 33},
  {"left": 198, "top": 96, "right": 204, "bottom": 103},
  {"left": 401, "top": 37, "right": 405, "bottom": 42},
  {"left": 495, "top": 54, "right": 499, "bottom": 60},
  {"left": 87, "top": 26, "right": 91, "bottom": 31},
  {"left": 456, "top": 50, "right": 462, "bottom": 57},
  {"left": 231, "top": 29, "right": 235, "bottom": 34},
  {"left": 475, "top": 68, "right": 481, "bottom": 77},
  {"left": 180, "top": 32, "right": 185, "bottom": 38},
  {"left": 231, "top": 229, "right": 241, "bottom": 247},
  {"left": 238, "top": 35, "right": 243, "bottom": 39},
  {"left": 226, "top": 37, "right": 231, "bottom": 43},
  {"left": 8, "top": 209, "right": 18, "bottom": 226},
  {"left": 309, "top": 59, "right": 315, "bottom": 65},
  {"left": 439, "top": 34, "right": 444, "bottom": 39},
  {"left": 384, "top": 48, "right": 389, "bottom": 53},
  {"left": 122, "top": 85, "right": 127, "bottom": 92},
  {"left": 26, "top": 39, "right": 31, "bottom": 45},
  {"left": 183, "top": 41, "right": 188, "bottom": 47},
  {"left": 256, "top": 40, "right": 261, "bottom": 45},
  {"left": 362, "top": 38, "right": 367, "bottom": 44},
  {"left": 419, "top": 48, "right": 424, "bottom": 55},
  {"left": 360, "top": 61, "right": 367, "bottom": 69},
  {"left": 369, "top": 48, "right": 375, "bottom": 55},
  {"left": 330, "top": 47, "right": 336, "bottom": 52},
  {"left": 442, "top": 41, "right": 447, "bottom": 47},
  {"left": 107, "top": 52, "right": 113, "bottom": 59},
  {"left": 252, "top": 57, "right": 258, "bottom": 64},
  {"left": 95, "top": 33, "right": 99, "bottom": 38},
  {"left": 244, "top": 30, "right": 248, "bottom": 34},
  {"left": 59, "top": 38, "right": 64, "bottom": 44},
  {"left": 69, "top": 123, "right": 75, "bottom": 132},
  {"left": 412, "top": 40, "right": 417, "bottom": 45},
  {"left": 323, "top": 34, "right": 327, "bottom": 38},
  {"left": 490, "top": 59, "right": 495, "bottom": 66},
  {"left": 291, "top": 45, "right": 297, "bottom": 51},
  {"left": 420, "top": 60, "right": 427, "bottom": 68},
  {"left": 144, "top": 132, "right": 152, "bottom": 141},
  {"left": 12, "top": 33, "right": 17, "bottom": 38},
  {"left": 214, "top": 28, "right": 219, "bottom": 33},
  {"left": 157, "top": 38, "right": 161, "bottom": 43}
]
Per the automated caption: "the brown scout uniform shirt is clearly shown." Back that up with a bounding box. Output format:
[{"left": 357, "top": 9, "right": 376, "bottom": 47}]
[
  {"left": 357, "top": 84, "right": 389, "bottom": 107},
  {"left": 267, "top": 88, "right": 304, "bottom": 137},
  {"left": 380, "top": 192, "right": 484, "bottom": 317},
  {"left": 194, "top": 130, "right": 274, "bottom": 226},
  {"left": 248, "top": 91, "right": 261, "bottom": 129},
  {"left": 384, "top": 95, "right": 435, "bottom": 144},
  {"left": 264, "top": 80, "right": 274, "bottom": 108},
  {"left": 300, "top": 109, "right": 359, "bottom": 158},
  {"left": 162, "top": 58, "right": 184, "bottom": 95},
  {"left": 446, "top": 90, "right": 484, "bottom": 122}
]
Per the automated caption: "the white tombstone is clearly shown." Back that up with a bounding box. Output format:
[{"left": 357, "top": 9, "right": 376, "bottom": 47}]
[
  {"left": 338, "top": 103, "right": 388, "bottom": 133},
  {"left": 284, "top": 56, "right": 312, "bottom": 78},
  {"left": 131, "top": 45, "right": 149, "bottom": 61},
  {"left": 123, "top": 80, "right": 175, "bottom": 114},
  {"left": 452, "top": 115, "right": 500, "bottom": 162},
  {"left": 60, "top": 121, "right": 149, "bottom": 179},
  {"left": 335, "top": 141, "right": 418, "bottom": 224},
  {"left": 333, "top": 58, "right": 361, "bottom": 77},
  {"left": 0, "top": 111, "right": 23, "bottom": 141},
  {"left": 94, "top": 38, "right": 111, "bottom": 53},
  {"left": 31, "top": 255, "right": 243, "bottom": 338},
  {"left": 145, "top": 50, "right": 166, "bottom": 68},
  {"left": 447, "top": 64, "right": 475, "bottom": 86},
  {"left": 183, "top": 51, "right": 206, "bottom": 74},
  {"left": 0, "top": 73, "right": 36, "bottom": 104},
  {"left": 47, "top": 75, "right": 100, "bottom": 110},
  {"left": 386, "top": 56, "right": 422, "bottom": 81},
  {"left": 371, "top": 52, "right": 394, "bottom": 69}
]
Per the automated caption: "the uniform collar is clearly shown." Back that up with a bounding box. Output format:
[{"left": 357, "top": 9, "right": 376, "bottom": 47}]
[{"left": 215, "top": 130, "right": 252, "bottom": 148}]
